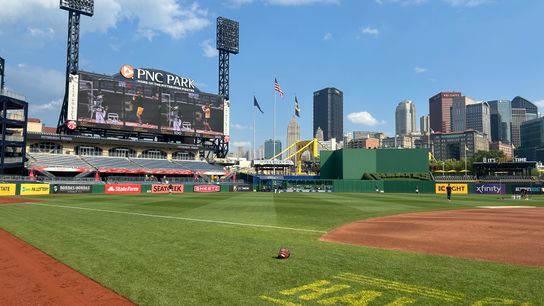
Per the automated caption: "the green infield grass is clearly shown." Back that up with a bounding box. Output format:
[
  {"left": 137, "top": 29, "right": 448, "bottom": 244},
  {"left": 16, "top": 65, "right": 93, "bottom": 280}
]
[{"left": 0, "top": 193, "right": 543, "bottom": 305}]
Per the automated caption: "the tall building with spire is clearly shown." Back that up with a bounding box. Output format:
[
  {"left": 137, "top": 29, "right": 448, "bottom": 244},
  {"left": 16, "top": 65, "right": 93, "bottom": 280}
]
[
  {"left": 286, "top": 116, "right": 300, "bottom": 161},
  {"left": 395, "top": 100, "right": 416, "bottom": 135}
]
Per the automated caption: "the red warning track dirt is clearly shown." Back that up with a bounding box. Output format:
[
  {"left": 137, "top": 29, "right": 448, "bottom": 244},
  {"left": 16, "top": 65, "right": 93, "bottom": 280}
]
[
  {"left": 0, "top": 197, "right": 42, "bottom": 204},
  {"left": 321, "top": 208, "right": 544, "bottom": 267},
  {"left": 0, "top": 229, "right": 134, "bottom": 306}
]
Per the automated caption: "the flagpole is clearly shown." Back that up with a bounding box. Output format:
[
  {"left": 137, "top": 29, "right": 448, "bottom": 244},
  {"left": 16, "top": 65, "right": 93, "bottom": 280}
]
[
  {"left": 273, "top": 86, "right": 277, "bottom": 175},
  {"left": 253, "top": 105, "right": 256, "bottom": 161}
]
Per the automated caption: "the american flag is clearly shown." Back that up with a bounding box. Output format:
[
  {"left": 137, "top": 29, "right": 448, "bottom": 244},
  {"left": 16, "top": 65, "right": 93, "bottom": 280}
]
[{"left": 274, "top": 78, "right": 284, "bottom": 97}]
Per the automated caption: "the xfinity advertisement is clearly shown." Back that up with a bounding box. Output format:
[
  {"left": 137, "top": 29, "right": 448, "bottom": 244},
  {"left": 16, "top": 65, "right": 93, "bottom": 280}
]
[
  {"left": 472, "top": 184, "right": 506, "bottom": 195},
  {"left": 74, "top": 68, "right": 225, "bottom": 136}
]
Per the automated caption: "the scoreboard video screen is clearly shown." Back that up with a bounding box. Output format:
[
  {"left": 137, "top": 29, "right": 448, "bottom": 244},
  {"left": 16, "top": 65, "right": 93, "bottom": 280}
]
[{"left": 73, "top": 69, "right": 226, "bottom": 137}]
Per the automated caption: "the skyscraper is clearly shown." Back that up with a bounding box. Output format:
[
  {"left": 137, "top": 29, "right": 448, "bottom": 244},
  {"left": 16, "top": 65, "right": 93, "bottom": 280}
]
[
  {"left": 518, "top": 117, "right": 544, "bottom": 162},
  {"left": 313, "top": 87, "right": 343, "bottom": 141},
  {"left": 395, "top": 100, "right": 416, "bottom": 135},
  {"left": 420, "top": 115, "right": 430, "bottom": 134},
  {"left": 264, "top": 139, "right": 282, "bottom": 159},
  {"left": 466, "top": 102, "right": 491, "bottom": 138},
  {"left": 286, "top": 116, "right": 300, "bottom": 161},
  {"left": 450, "top": 96, "right": 476, "bottom": 132},
  {"left": 315, "top": 127, "right": 324, "bottom": 141},
  {"left": 511, "top": 97, "right": 538, "bottom": 147},
  {"left": 429, "top": 92, "right": 462, "bottom": 133},
  {"left": 487, "top": 100, "right": 512, "bottom": 144}
]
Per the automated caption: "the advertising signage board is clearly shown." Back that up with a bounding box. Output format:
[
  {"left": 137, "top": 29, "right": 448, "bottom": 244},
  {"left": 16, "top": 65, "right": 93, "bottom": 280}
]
[
  {"left": 105, "top": 184, "right": 141, "bottom": 194},
  {"left": 51, "top": 184, "right": 93, "bottom": 194},
  {"left": 151, "top": 184, "right": 184, "bottom": 194},
  {"left": 472, "top": 183, "right": 506, "bottom": 194},
  {"left": 194, "top": 185, "right": 220, "bottom": 193},
  {"left": 435, "top": 184, "right": 468, "bottom": 195},
  {"left": 74, "top": 68, "right": 226, "bottom": 137}
]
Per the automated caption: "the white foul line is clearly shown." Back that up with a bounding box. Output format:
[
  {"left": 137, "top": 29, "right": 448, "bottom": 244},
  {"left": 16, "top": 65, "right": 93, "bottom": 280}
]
[{"left": 21, "top": 203, "right": 326, "bottom": 234}]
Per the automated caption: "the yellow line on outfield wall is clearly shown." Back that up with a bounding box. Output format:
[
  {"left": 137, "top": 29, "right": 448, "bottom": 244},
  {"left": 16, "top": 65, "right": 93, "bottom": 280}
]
[{"left": 18, "top": 203, "right": 327, "bottom": 234}]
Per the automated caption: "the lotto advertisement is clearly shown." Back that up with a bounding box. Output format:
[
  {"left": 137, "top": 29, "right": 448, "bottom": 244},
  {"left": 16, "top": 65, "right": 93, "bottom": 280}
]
[{"left": 20, "top": 184, "right": 50, "bottom": 196}]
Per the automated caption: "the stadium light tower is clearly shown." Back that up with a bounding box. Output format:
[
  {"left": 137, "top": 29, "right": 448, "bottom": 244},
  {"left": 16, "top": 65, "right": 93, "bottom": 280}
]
[
  {"left": 57, "top": 0, "right": 94, "bottom": 133},
  {"left": 216, "top": 17, "right": 239, "bottom": 100},
  {"left": 0, "top": 56, "right": 5, "bottom": 92}
]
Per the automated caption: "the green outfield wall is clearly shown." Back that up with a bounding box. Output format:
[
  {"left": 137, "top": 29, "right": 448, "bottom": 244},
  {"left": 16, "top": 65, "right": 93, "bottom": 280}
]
[{"left": 321, "top": 148, "right": 429, "bottom": 180}]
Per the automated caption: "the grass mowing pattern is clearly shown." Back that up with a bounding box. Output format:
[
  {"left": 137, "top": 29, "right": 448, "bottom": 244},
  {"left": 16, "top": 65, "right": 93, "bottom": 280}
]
[{"left": 0, "top": 193, "right": 543, "bottom": 305}]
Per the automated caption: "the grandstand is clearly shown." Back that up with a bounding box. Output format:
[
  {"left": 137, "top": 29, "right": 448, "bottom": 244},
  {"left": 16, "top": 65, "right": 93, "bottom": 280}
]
[
  {"left": 30, "top": 153, "right": 92, "bottom": 172},
  {"left": 27, "top": 152, "right": 226, "bottom": 177}
]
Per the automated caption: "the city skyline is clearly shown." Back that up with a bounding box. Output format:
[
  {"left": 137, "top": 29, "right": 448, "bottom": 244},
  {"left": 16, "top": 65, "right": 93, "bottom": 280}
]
[{"left": 0, "top": 1, "right": 543, "bottom": 152}]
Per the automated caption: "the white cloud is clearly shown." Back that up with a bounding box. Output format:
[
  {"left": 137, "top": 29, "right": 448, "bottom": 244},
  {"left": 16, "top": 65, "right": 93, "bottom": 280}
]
[
  {"left": 535, "top": 100, "right": 544, "bottom": 112},
  {"left": 232, "top": 123, "right": 250, "bottom": 130},
  {"left": 347, "top": 111, "right": 386, "bottom": 126},
  {"left": 265, "top": 0, "right": 339, "bottom": 5},
  {"left": 323, "top": 32, "right": 333, "bottom": 41},
  {"left": 27, "top": 27, "right": 55, "bottom": 38},
  {"left": 226, "top": 0, "right": 338, "bottom": 7},
  {"left": 30, "top": 99, "right": 63, "bottom": 113},
  {"left": 444, "top": 0, "right": 490, "bottom": 7},
  {"left": 414, "top": 66, "right": 428, "bottom": 74},
  {"left": 361, "top": 26, "right": 379, "bottom": 36},
  {"left": 8, "top": 64, "right": 65, "bottom": 99},
  {"left": 377, "top": 0, "right": 490, "bottom": 6},
  {"left": 0, "top": 0, "right": 210, "bottom": 40},
  {"left": 233, "top": 141, "right": 251, "bottom": 147},
  {"left": 200, "top": 39, "right": 219, "bottom": 58}
]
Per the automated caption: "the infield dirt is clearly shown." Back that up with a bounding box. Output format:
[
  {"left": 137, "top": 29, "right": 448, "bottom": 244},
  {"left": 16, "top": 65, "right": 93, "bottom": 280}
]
[
  {"left": 0, "top": 229, "right": 134, "bottom": 306},
  {"left": 321, "top": 208, "right": 544, "bottom": 267}
]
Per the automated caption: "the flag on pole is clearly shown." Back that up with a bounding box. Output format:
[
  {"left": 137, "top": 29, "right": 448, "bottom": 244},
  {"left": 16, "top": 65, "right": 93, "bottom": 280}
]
[
  {"left": 274, "top": 78, "right": 284, "bottom": 97},
  {"left": 295, "top": 96, "right": 300, "bottom": 117},
  {"left": 253, "top": 96, "right": 264, "bottom": 113}
]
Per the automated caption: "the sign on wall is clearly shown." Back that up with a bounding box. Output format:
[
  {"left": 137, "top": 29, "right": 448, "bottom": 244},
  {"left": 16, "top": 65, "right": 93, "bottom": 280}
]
[
  {"left": 435, "top": 184, "right": 468, "bottom": 195},
  {"left": 20, "top": 184, "right": 50, "bottom": 196}
]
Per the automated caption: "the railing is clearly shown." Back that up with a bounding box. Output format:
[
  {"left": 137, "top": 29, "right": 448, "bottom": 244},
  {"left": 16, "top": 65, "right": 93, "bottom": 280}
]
[
  {"left": 2, "top": 157, "right": 24, "bottom": 164},
  {"left": 0, "top": 89, "right": 26, "bottom": 101}
]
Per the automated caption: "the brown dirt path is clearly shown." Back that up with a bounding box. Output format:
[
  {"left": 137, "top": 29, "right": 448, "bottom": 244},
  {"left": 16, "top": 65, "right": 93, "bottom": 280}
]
[
  {"left": 321, "top": 208, "right": 544, "bottom": 267},
  {"left": 0, "top": 197, "right": 42, "bottom": 204},
  {"left": 0, "top": 229, "right": 134, "bottom": 306}
]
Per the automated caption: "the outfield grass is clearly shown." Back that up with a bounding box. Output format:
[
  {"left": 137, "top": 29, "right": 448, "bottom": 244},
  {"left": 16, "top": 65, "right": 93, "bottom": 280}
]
[{"left": 1, "top": 193, "right": 543, "bottom": 305}]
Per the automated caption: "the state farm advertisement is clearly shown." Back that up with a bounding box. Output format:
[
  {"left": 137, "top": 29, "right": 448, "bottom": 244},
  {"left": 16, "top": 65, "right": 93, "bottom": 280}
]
[
  {"left": 193, "top": 185, "right": 220, "bottom": 193},
  {"left": 105, "top": 184, "right": 141, "bottom": 194},
  {"left": 151, "top": 184, "right": 184, "bottom": 194}
]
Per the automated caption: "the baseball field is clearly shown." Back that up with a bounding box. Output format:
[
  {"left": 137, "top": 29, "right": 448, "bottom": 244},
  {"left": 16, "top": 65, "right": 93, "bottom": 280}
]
[{"left": 0, "top": 193, "right": 543, "bottom": 305}]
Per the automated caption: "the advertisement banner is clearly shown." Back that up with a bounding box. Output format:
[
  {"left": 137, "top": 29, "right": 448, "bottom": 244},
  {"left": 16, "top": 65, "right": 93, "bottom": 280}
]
[
  {"left": 20, "top": 184, "right": 50, "bottom": 196},
  {"left": 511, "top": 185, "right": 544, "bottom": 195},
  {"left": 105, "top": 184, "right": 141, "bottom": 194},
  {"left": 67, "top": 74, "right": 79, "bottom": 121},
  {"left": 0, "top": 184, "right": 16, "bottom": 196},
  {"left": 231, "top": 185, "right": 252, "bottom": 192},
  {"left": 472, "top": 183, "right": 506, "bottom": 195},
  {"left": 151, "top": 184, "right": 184, "bottom": 194},
  {"left": 51, "top": 184, "right": 92, "bottom": 194},
  {"left": 77, "top": 70, "right": 224, "bottom": 136},
  {"left": 194, "top": 185, "right": 220, "bottom": 193},
  {"left": 435, "top": 184, "right": 468, "bottom": 195}
]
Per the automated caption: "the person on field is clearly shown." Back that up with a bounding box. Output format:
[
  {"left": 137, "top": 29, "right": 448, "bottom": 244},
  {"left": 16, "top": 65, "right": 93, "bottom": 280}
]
[
  {"left": 168, "top": 183, "right": 173, "bottom": 195},
  {"left": 375, "top": 185, "right": 379, "bottom": 193},
  {"left": 416, "top": 186, "right": 419, "bottom": 195},
  {"left": 446, "top": 183, "right": 452, "bottom": 201}
]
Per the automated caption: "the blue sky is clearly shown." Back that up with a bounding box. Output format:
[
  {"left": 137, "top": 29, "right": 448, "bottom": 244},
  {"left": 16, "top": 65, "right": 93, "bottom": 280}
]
[{"left": 1, "top": 0, "right": 543, "bottom": 151}]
